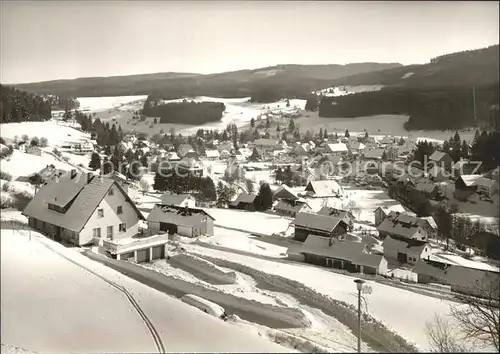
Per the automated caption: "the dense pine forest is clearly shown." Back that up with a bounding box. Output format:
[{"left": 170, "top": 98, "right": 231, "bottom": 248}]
[
  {"left": 142, "top": 96, "right": 226, "bottom": 125},
  {"left": 0, "top": 85, "right": 52, "bottom": 123}
]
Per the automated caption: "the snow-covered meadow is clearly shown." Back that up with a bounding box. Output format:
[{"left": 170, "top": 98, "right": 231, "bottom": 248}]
[
  {"left": 0, "top": 215, "right": 291, "bottom": 353},
  {"left": 181, "top": 244, "right": 470, "bottom": 352},
  {"left": 0, "top": 121, "right": 90, "bottom": 148}
]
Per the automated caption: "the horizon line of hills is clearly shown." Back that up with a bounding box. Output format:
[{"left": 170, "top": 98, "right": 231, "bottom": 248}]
[{"left": 1, "top": 44, "right": 498, "bottom": 131}]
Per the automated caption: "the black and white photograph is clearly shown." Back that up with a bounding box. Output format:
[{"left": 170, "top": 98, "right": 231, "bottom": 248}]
[{"left": 0, "top": 1, "right": 499, "bottom": 353}]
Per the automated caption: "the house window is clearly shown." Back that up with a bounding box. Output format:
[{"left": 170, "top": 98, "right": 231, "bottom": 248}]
[
  {"left": 107, "top": 226, "right": 113, "bottom": 240},
  {"left": 117, "top": 206, "right": 123, "bottom": 215},
  {"left": 108, "top": 188, "right": 114, "bottom": 196},
  {"left": 93, "top": 227, "right": 101, "bottom": 238},
  {"left": 119, "top": 223, "right": 127, "bottom": 232},
  {"left": 98, "top": 209, "right": 104, "bottom": 218}
]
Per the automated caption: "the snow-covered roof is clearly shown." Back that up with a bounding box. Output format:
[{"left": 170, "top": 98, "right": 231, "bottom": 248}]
[
  {"left": 294, "top": 212, "right": 346, "bottom": 232},
  {"left": 327, "top": 143, "right": 348, "bottom": 153},
  {"left": 205, "top": 149, "right": 220, "bottom": 158},
  {"left": 428, "top": 253, "right": 499, "bottom": 273},
  {"left": 306, "top": 180, "right": 342, "bottom": 197},
  {"left": 300, "top": 235, "right": 385, "bottom": 268},
  {"left": 429, "top": 151, "right": 450, "bottom": 162}
]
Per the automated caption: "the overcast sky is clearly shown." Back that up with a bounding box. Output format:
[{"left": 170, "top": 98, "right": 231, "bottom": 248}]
[{"left": 1, "top": 1, "right": 498, "bottom": 84}]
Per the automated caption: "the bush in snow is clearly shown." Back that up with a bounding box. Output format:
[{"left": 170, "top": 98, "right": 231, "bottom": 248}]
[
  {"left": 52, "top": 147, "right": 61, "bottom": 157},
  {"left": 0, "top": 144, "right": 13, "bottom": 159},
  {"left": 0, "top": 171, "right": 12, "bottom": 181},
  {"left": 39, "top": 137, "right": 48, "bottom": 147},
  {"left": 30, "top": 137, "right": 40, "bottom": 146},
  {"left": 21, "top": 134, "right": 29, "bottom": 142},
  {"left": 2, "top": 182, "right": 11, "bottom": 192},
  {"left": 10, "top": 189, "right": 34, "bottom": 211}
]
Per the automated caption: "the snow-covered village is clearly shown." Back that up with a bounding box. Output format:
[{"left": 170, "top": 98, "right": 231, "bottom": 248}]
[{"left": 1, "top": 2, "right": 499, "bottom": 354}]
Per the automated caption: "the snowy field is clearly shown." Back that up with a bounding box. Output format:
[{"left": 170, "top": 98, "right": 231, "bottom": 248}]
[
  {"left": 203, "top": 208, "right": 294, "bottom": 236},
  {"left": 0, "top": 121, "right": 90, "bottom": 147},
  {"left": 77, "top": 95, "right": 148, "bottom": 112},
  {"left": 199, "top": 227, "right": 290, "bottom": 258},
  {"left": 0, "top": 217, "right": 290, "bottom": 353},
  {"left": 182, "top": 245, "right": 469, "bottom": 351},
  {"left": 0, "top": 150, "right": 76, "bottom": 179},
  {"left": 75, "top": 93, "right": 477, "bottom": 144},
  {"left": 294, "top": 113, "right": 476, "bottom": 144}
]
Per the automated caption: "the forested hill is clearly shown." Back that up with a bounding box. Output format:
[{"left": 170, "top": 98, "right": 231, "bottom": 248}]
[
  {"left": 319, "top": 45, "right": 500, "bottom": 130},
  {"left": 328, "top": 45, "right": 499, "bottom": 89},
  {"left": 9, "top": 63, "right": 402, "bottom": 99},
  {"left": 0, "top": 85, "right": 52, "bottom": 123}
]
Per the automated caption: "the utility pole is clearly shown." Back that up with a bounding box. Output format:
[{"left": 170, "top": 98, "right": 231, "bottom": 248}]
[{"left": 354, "top": 279, "right": 365, "bottom": 353}]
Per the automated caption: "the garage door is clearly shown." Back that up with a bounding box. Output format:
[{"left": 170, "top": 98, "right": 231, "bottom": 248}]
[
  {"left": 151, "top": 245, "right": 165, "bottom": 260},
  {"left": 136, "top": 249, "right": 150, "bottom": 263},
  {"left": 160, "top": 222, "right": 178, "bottom": 235}
]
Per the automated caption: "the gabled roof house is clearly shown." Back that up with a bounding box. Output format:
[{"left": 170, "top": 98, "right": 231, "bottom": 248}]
[{"left": 22, "top": 172, "right": 145, "bottom": 246}]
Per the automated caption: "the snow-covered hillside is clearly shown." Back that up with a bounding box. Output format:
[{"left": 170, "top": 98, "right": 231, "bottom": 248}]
[
  {"left": 0, "top": 150, "right": 76, "bottom": 180},
  {"left": 1, "top": 121, "right": 90, "bottom": 147},
  {"left": 77, "top": 95, "right": 148, "bottom": 112},
  {"left": 0, "top": 215, "right": 290, "bottom": 353}
]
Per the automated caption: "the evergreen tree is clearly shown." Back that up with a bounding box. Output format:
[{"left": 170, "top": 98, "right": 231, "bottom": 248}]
[
  {"left": 345, "top": 129, "right": 350, "bottom": 138},
  {"left": 249, "top": 147, "right": 261, "bottom": 161},
  {"left": 276, "top": 124, "right": 280, "bottom": 132},
  {"left": 125, "top": 148, "right": 134, "bottom": 164},
  {"left": 254, "top": 182, "right": 273, "bottom": 211},
  {"left": 288, "top": 119, "right": 295, "bottom": 132},
  {"left": 323, "top": 128, "right": 328, "bottom": 139},
  {"left": 461, "top": 140, "right": 469, "bottom": 158},
  {"left": 250, "top": 117, "right": 255, "bottom": 128},
  {"left": 199, "top": 176, "right": 217, "bottom": 201},
  {"left": 319, "top": 128, "right": 323, "bottom": 140},
  {"left": 365, "top": 131, "right": 369, "bottom": 139},
  {"left": 266, "top": 118, "right": 271, "bottom": 129},
  {"left": 442, "top": 140, "right": 450, "bottom": 153},
  {"left": 89, "top": 152, "right": 101, "bottom": 171},
  {"left": 381, "top": 150, "right": 388, "bottom": 162}
]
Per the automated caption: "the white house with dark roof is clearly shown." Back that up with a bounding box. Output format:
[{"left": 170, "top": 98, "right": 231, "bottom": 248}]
[
  {"left": 377, "top": 212, "right": 428, "bottom": 241},
  {"left": 382, "top": 234, "right": 431, "bottom": 265},
  {"left": 147, "top": 204, "right": 215, "bottom": 237},
  {"left": 374, "top": 204, "right": 408, "bottom": 226},
  {"left": 160, "top": 192, "right": 196, "bottom": 208},
  {"left": 22, "top": 172, "right": 145, "bottom": 246},
  {"left": 273, "top": 199, "right": 311, "bottom": 218},
  {"left": 317, "top": 207, "right": 355, "bottom": 228}
]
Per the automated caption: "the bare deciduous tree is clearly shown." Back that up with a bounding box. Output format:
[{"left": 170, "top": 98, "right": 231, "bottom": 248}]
[
  {"left": 425, "top": 314, "right": 472, "bottom": 352},
  {"left": 449, "top": 279, "right": 499, "bottom": 351}
]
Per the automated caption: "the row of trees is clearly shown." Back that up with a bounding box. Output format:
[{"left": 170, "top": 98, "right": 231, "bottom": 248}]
[
  {"left": 74, "top": 111, "right": 124, "bottom": 148},
  {"left": 0, "top": 85, "right": 52, "bottom": 123}
]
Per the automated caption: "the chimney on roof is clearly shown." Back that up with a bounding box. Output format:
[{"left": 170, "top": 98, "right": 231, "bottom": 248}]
[{"left": 70, "top": 169, "right": 77, "bottom": 179}]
